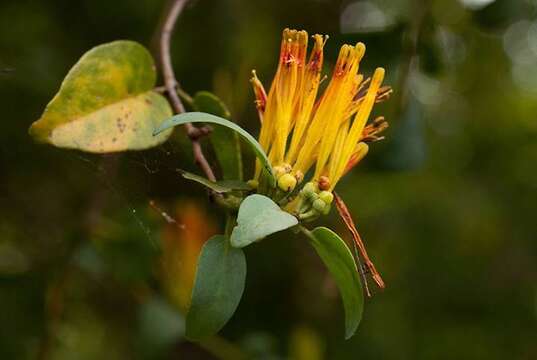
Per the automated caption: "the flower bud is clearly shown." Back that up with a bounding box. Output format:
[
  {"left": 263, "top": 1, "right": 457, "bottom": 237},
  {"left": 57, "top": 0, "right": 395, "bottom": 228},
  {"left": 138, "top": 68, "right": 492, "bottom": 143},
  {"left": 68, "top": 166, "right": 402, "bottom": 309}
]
[
  {"left": 278, "top": 173, "right": 297, "bottom": 192},
  {"left": 312, "top": 198, "right": 326, "bottom": 212},
  {"left": 273, "top": 165, "right": 286, "bottom": 179},
  {"left": 318, "top": 191, "right": 334, "bottom": 204},
  {"left": 282, "top": 163, "right": 292, "bottom": 173},
  {"left": 318, "top": 176, "right": 330, "bottom": 191},
  {"left": 301, "top": 182, "right": 317, "bottom": 198},
  {"left": 247, "top": 179, "right": 258, "bottom": 189}
]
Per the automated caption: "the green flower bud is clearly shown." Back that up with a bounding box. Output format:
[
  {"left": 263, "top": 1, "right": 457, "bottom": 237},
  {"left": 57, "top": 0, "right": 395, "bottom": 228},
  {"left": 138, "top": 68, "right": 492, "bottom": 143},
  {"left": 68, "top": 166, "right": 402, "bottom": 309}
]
[
  {"left": 318, "top": 191, "right": 334, "bottom": 204},
  {"left": 312, "top": 198, "right": 326, "bottom": 212},
  {"left": 278, "top": 173, "right": 297, "bottom": 192},
  {"left": 301, "top": 182, "right": 317, "bottom": 198}
]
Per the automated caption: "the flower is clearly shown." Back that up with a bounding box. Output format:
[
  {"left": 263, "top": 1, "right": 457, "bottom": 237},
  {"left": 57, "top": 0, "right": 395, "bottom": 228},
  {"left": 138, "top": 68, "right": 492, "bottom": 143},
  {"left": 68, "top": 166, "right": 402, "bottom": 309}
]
[{"left": 251, "top": 28, "right": 391, "bottom": 199}]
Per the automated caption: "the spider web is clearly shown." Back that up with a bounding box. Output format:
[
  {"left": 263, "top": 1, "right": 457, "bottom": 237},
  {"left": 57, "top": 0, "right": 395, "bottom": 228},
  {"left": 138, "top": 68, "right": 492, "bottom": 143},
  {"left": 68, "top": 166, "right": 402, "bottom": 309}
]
[{"left": 70, "top": 139, "right": 191, "bottom": 249}]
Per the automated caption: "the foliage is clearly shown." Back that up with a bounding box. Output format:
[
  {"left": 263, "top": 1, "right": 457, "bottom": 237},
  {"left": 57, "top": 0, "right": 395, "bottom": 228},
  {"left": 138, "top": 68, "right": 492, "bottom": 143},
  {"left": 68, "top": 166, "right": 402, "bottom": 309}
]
[
  {"left": 302, "top": 227, "right": 365, "bottom": 339},
  {"left": 29, "top": 41, "right": 173, "bottom": 152},
  {"left": 2, "top": 0, "right": 537, "bottom": 359},
  {"left": 186, "top": 235, "right": 246, "bottom": 340},
  {"left": 230, "top": 194, "right": 298, "bottom": 248},
  {"left": 26, "top": 31, "right": 368, "bottom": 340}
]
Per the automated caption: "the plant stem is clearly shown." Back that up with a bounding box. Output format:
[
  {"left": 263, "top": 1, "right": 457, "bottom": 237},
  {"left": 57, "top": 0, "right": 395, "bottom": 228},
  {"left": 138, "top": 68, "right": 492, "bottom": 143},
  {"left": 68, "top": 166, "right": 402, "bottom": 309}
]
[
  {"left": 224, "top": 214, "right": 236, "bottom": 239},
  {"left": 157, "top": 0, "right": 217, "bottom": 182}
]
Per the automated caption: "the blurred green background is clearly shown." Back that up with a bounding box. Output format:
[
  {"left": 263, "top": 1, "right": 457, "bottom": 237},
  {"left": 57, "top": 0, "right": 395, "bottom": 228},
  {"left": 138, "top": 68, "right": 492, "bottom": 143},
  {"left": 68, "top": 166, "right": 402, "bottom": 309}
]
[{"left": 1, "top": 0, "right": 536, "bottom": 359}]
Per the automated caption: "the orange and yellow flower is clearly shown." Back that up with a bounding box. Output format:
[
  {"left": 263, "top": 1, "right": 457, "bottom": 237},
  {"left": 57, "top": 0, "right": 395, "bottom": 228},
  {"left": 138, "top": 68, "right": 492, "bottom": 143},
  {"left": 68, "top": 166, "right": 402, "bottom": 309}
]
[{"left": 251, "top": 28, "right": 391, "bottom": 195}]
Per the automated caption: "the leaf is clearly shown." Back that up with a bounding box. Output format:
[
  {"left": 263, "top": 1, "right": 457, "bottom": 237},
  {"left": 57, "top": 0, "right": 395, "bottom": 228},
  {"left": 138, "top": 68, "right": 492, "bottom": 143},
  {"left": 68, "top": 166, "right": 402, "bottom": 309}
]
[
  {"left": 179, "top": 170, "right": 251, "bottom": 193},
  {"left": 29, "top": 40, "right": 173, "bottom": 153},
  {"left": 230, "top": 194, "right": 298, "bottom": 248},
  {"left": 192, "top": 91, "right": 243, "bottom": 181},
  {"left": 154, "top": 112, "right": 274, "bottom": 184},
  {"left": 216, "top": 180, "right": 252, "bottom": 192},
  {"left": 303, "top": 227, "right": 364, "bottom": 339},
  {"left": 186, "top": 235, "right": 246, "bottom": 340}
]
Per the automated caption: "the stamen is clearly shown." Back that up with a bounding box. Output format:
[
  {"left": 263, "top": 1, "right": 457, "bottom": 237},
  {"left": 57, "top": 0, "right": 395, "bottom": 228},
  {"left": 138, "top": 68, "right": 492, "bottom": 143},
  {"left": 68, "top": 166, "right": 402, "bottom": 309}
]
[
  {"left": 375, "top": 86, "right": 393, "bottom": 103},
  {"left": 362, "top": 116, "right": 389, "bottom": 143},
  {"left": 354, "top": 77, "right": 371, "bottom": 101},
  {"left": 250, "top": 70, "right": 267, "bottom": 118}
]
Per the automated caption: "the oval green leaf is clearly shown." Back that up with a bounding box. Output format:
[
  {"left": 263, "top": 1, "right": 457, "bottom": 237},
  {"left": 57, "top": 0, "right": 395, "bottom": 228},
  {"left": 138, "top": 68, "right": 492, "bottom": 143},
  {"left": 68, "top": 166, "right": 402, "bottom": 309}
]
[
  {"left": 303, "top": 226, "right": 364, "bottom": 339},
  {"left": 186, "top": 235, "right": 246, "bottom": 340},
  {"left": 193, "top": 91, "right": 243, "bottom": 181},
  {"left": 179, "top": 169, "right": 251, "bottom": 193},
  {"left": 230, "top": 194, "right": 298, "bottom": 248},
  {"left": 29, "top": 40, "right": 173, "bottom": 153},
  {"left": 154, "top": 112, "right": 274, "bottom": 183}
]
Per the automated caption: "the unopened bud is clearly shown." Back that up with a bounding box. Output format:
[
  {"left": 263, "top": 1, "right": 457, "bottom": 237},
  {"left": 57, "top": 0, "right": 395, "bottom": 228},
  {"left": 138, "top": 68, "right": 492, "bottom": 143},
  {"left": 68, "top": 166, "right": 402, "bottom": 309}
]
[
  {"left": 318, "top": 191, "right": 334, "bottom": 204},
  {"left": 282, "top": 163, "right": 292, "bottom": 173},
  {"left": 247, "top": 179, "right": 258, "bottom": 189},
  {"left": 301, "top": 182, "right": 317, "bottom": 198},
  {"left": 312, "top": 198, "right": 326, "bottom": 212},
  {"left": 278, "top": 173, "right": 297, "bottom": 192},
  {"left": 273, "top": 165, "right": 286, "bottom": 179},
  {"left": 318, "top": 176, "right": 330, "bottom": 191}
]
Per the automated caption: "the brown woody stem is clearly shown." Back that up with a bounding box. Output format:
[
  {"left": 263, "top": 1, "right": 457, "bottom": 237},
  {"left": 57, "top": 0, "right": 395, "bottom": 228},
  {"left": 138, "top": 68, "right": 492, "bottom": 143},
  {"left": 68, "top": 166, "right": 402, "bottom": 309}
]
[{"left": 158, "top": 0, "right": 216, "bottom": 182}]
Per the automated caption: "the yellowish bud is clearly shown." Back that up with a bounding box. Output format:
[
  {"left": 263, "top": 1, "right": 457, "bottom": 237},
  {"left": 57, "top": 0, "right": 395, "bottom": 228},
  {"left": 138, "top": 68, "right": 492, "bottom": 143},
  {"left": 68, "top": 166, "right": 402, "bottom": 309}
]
[
  {"left": 273, "top": 165, "right": 287, "bottom": 179},
  {"left": 247, "top": 179, "right": 259, "bottom": 189},
  {"left": 278, "top": 173, "right": 297, "bottom": 192},
  {"left": 318, "top": 191, "right": 334, "bottom": 204}
]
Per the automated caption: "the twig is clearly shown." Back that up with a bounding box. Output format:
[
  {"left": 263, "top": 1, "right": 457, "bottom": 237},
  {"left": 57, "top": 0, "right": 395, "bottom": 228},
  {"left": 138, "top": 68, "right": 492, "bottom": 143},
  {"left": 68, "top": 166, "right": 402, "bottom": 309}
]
[{"left": 158, "top": 0, "right": 216, "bottom": 182}]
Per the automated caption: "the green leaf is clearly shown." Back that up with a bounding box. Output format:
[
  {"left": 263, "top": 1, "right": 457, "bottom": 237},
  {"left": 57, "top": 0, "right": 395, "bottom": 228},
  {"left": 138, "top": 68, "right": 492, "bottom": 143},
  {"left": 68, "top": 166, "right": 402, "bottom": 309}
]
[
  {"left": 216, "top": 180, "right": 253, "bottom": 192},
  {"left": 29, "top": 40, "right": 173, "bottom": 153},
  {"left": 192, "top": 91, "right": 243, "bottom": 181},
  {"left": 230, "top": 195, "right": 298, "bottom": 248},
  {"left": 186, "top": 235, "right": 246, "bottom": 340},
  {"left": 179, "top": 169, "right": 251, "bottom": 193},
  {"left": 154, "top": 112, "right": 274, "bottom": 184},
  {"left": 303, "top": 227, "right": 364, "bottom": 339}
]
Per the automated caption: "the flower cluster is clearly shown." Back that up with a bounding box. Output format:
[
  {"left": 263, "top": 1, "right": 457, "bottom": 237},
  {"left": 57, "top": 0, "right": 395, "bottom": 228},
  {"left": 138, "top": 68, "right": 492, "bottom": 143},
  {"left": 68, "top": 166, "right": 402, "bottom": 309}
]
[{"left": 250, "top": 29, "right": 391, "bottom": 217}]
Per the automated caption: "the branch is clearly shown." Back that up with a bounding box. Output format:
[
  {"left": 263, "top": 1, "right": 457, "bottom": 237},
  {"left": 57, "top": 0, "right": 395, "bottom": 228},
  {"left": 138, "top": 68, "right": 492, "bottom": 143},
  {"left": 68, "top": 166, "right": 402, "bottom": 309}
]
[{"left": 158, "top": 0, "right": 217, "bottom": 182}]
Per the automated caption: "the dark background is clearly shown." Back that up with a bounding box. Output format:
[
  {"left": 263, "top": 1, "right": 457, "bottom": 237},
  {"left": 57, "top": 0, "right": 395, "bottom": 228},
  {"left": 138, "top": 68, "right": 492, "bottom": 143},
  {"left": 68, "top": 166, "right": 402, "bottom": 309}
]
[{"left": 1, "top": 0, "right": 536, "bottom": 359}]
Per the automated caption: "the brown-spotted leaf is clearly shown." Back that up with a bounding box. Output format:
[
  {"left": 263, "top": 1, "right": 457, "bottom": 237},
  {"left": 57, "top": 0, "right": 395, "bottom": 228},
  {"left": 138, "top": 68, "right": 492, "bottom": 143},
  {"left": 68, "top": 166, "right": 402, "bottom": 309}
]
[{"left": 29, "top": 40, "right": 172, "bottom": 153}]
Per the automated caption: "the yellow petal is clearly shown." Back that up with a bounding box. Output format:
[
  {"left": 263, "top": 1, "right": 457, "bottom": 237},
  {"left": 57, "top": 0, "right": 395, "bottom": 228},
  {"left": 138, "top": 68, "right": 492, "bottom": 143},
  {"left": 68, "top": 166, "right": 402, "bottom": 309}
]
[{"left": 333, "top": 67, "right": 384, "bottom": 185}]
